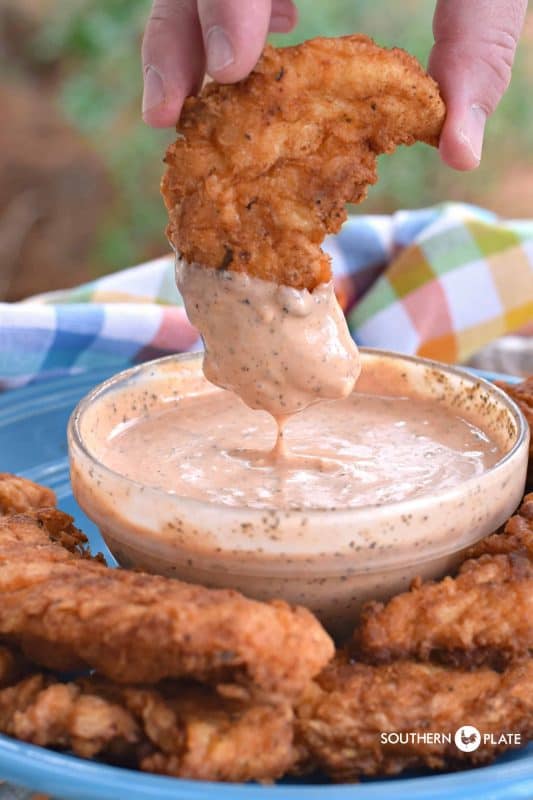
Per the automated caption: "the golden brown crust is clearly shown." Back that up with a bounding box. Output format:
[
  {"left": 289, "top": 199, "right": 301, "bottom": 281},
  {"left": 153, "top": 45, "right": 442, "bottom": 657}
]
[
  {"left": 354, "top": 496, "right": 533, "bottom": 669},
  {"left": 1, "top": 645, "right": 531, "bottom": 783},
  {"left": 356, "top": 555, "right": 533, "bottom": 669},
  {"left": 465, "top": 493, "right": 533, "bottom": 561},
  {"left": 162, "top": 35, "right": 445, "bottom": 290},
  {"left": 130, "top": 683, "right": 296, "bottom": 781},
  {"left": 296, "top": 654, "right": 533, "bottom": 780},
  {"left": 2, "top": 468, "right": 532, "bottom": 781},
  {"left": 0, "top": 652, "right": 297, "bottom": 782},
  {"left": 0, "top": 473, "right": 56, "bottom": 516},
  {"left": 0, "top": 514, "right": 333, "bottom": 696},
  {"left": 0, "top": 675, "right": 141, "bottom": 762}
]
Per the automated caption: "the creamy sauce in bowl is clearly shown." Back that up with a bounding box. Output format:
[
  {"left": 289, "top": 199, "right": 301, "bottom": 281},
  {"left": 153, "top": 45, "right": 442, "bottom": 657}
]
[
  {"left": 101, "top": 388, "right": 500, "bottom": 510},
  {"left": 69, "top": 351, "right": 528, "bottom": 636}
]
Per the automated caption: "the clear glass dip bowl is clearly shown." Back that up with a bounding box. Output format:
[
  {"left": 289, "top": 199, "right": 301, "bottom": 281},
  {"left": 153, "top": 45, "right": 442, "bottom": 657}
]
[{"left": 68, "top": 350, "right": 529, "bottom": 638}]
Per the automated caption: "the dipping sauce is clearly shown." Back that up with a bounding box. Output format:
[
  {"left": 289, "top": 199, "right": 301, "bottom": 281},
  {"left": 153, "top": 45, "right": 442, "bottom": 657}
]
[
  {"left": 70, "top": 351, "right": 527, "bottom": 637},
  {"left": 101, "top": 264, "right": 502, "bottom": 512},
  {"left": 101, "top": 387, "right": 501, "bottom": 511},
  {"left": 176, "top": 260, "right": 361, "bottom": 418}
]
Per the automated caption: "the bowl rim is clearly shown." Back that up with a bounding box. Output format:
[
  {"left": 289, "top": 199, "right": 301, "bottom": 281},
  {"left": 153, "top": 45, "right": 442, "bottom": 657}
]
[{"left": 67, "top": 347, "right": 529, "bottom": 518}]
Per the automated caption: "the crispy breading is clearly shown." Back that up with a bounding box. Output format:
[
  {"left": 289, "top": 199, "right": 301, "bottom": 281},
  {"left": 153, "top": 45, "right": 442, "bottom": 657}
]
[
  {"left": 0, "top": 660, "right": 297, "bottom": 782},
  {"left": 0, "top": 675, "right": 140, "bottom": 762},
  {"left": 0, "top": 507, "right": 100, "bottom": 561},
  {"left": 354, "top": 376, "right": 533, "bottom": 669},
  {"left": 1, "top": 646, "right": 531, "bottom": 783},
  {"left": 465, "top": 493, "right": 533, "bottom": 561},
  {"left": 2, "top": 652, "right": 532, "bottom": 783},
  {"left": 33, "top": 508, "right": 99, "bottom": 559},
  {"left": 162, "top": 36, "right": 445, "bottom": 290},
  {"left": 497, "top": 377, "right": 533, "bottom": 485},
  {"left": 0, "top": 514, "right": 333, "bottom": 696},
  {"left": 296, "top": 654, "right": 533, "bottom": 781},
  {"left": 124, "top": 682, "right": 297, "bottom": 781},
  {"left": 0, "top": 473, "right": 55, "bottom": 516},
  {"left": 355, "top": 509, "right": 533, "bottom": 669}
]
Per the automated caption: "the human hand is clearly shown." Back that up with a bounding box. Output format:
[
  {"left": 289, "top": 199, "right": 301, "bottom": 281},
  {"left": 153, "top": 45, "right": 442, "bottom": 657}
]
[
  {"left": 142, "top": 0, "right": 527, "bottom": 173},
  {"left": 142, "top": 0, "right": 297, "bottom": 127},
  {"left": 429, "top": 0, "right": 527, "bottom": 170}
]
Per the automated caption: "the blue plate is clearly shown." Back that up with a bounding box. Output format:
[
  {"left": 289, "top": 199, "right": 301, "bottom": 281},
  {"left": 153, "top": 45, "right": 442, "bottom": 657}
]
[{"left": 0, "top": 367, "right": 531, "bottom": 800}]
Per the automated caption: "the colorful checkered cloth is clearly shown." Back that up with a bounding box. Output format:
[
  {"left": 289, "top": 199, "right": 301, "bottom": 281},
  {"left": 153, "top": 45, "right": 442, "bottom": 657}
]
[{"left": 0, "top": 203, "right": 531, "bottom": 390}]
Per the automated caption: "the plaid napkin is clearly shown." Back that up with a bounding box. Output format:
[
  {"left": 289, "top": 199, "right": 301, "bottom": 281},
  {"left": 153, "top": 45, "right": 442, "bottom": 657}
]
[{"left": 0, "top": 203, "right": 531, "bottom": 390}]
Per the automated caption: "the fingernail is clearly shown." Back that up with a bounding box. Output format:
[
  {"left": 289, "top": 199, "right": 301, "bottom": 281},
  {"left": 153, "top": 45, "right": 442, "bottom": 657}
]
[
  {"left": 458, "top": 104, "right": 486, "bottom": 165},
  {"left": 206, "top": 25, "right": 234, "bottom": 74},
  {"left": 142, "top": 65, "right": 165, "bottom": 115}
]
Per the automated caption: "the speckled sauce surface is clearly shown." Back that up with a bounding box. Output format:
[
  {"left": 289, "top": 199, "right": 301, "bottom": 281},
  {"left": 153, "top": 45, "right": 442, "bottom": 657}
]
[
  {"left": 98, "top": 387, "right": 500, "bottom": 511},
  {"left": 69, "top": 351, "right": 528, "bottom": 635}
]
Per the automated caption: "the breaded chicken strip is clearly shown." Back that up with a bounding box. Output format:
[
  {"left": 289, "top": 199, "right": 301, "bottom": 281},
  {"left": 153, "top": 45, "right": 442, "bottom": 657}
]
[
  {"left": 162, "top": 35, "right": 445, "bottom": 290},
  {"left": 296, "top": 654, "right": 533, "bottom": 781},
  {"left": 355, "top": 515, "right": 533, "bottom": 669},
  {"left": 465, "top": 493, "right": 533, "bottom": 561},
  {"left": 25, "top": 507, "right": 101, "bottom": 560},
  {"left": 123, "top": 682, "right": 297, "bottom": 781},
  {"left": 0, "top": 513, "right": 333, "bottom": 696},
  {"left": 0, "top": 473, "right": 55, "bottom": 516},
  {"left": 497, "top": 377, "right": 533, "bottom": 485},
  {"left": 2, "top": 649, "right": 532, "bottom": 783},
  {"left": 0, "top": 674, "right": 140, "bottom": 763},
  {"left": 0, "top": 659, "right": 297, "bottom": 782}
]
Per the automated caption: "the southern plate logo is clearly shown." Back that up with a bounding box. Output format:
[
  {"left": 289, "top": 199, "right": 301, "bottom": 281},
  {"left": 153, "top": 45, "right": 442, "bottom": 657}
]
[{"left": 455, "top": 725, "right": 481, "bottom": 752}]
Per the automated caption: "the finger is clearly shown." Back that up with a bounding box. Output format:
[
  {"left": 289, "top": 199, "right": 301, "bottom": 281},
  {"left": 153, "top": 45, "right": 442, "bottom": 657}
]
[
  {"left": 269, "top": 0, "right": 298, "bottom": 33},
  {"left": 429, "top": 0, "right": 527, "bottom": 170},
  {"left": 142, "top": 0, "right": 205, "bottom": 128},
  {"left": 197, "top": 0, "right": 272, "bottom": 82}
]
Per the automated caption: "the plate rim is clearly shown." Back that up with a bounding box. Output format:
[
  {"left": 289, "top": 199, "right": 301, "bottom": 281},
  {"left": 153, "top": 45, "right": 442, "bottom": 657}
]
[{"left": 0, "top": 734, "right": 532, "bottom": 800}]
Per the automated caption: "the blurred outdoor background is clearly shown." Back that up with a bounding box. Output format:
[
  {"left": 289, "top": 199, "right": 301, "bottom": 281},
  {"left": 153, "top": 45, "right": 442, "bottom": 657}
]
[{"left": 0, "top": 0, "right": 532, "bottom": 301}]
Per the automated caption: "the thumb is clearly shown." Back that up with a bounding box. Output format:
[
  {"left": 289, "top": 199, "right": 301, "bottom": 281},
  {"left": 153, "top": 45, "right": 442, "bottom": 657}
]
[
  {"left": 197, "top": 0, "right": 272, "bottom": 82},
  {"left": 429, "top": 0, "right": 527, "bottom": 171}
]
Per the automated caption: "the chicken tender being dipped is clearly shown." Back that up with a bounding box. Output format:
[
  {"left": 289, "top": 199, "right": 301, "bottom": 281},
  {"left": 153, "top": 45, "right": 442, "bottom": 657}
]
[
  {"left": 162, "top": 35, "right": 445, "bottom": 290},
  {"left": 162, "top": 36, "right": 445, "bottom": 420}
]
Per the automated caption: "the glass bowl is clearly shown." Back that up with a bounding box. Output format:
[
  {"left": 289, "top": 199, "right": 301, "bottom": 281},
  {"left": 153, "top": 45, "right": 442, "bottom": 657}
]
[{"left": 68, "top": 349, "right": 529, "bottom": 638}]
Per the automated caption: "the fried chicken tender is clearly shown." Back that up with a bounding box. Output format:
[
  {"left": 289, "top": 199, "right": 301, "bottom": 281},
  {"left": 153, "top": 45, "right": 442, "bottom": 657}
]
[
  {"left": 465, "top": 493, "right": 533, "bottom": 561},
  {"left": 0, "top": 507, "right": 101, "bottom": 563},
  {"left": 0, "top": 473, "right": 55, "bottom": 516},
  {"left": 123, "top": 682, "right": 297, "bottom": 781},
  {"left": 0, "top": 659, "right": 297, "bottom": 782},
  {"left": 355, "top": 499, "right": 533, "bottom": 668},
  {"left": 496, "top": 377, "right": 533, "bottom": 485},
  {"left": 296, "top": 654, "right": 533, "bottom": 781},
  {"left": 0, "top": 674, "right": 140, "bottom": 762},
  {"left": 162, "top": 36, "right": 445, "bottom": 290},
  {"left": 0, "top": 514, "right": 333, "bottom": 696},
  {"left": 1, "top": 643, "right": 531, "bottom": 784}
]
